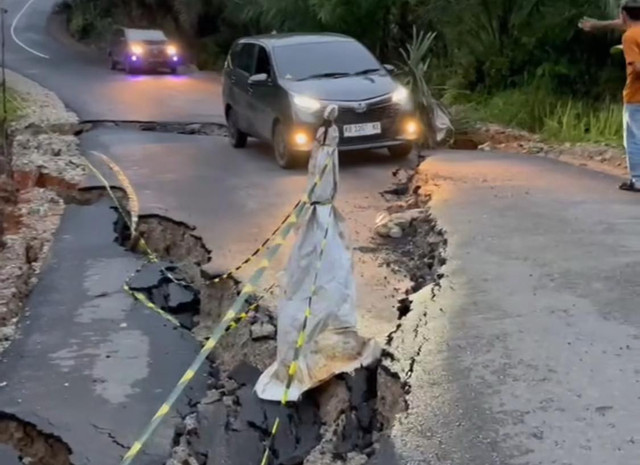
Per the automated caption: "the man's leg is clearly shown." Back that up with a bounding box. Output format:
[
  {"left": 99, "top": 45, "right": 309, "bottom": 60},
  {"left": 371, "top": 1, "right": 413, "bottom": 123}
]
[{"left": 621, "top": 104, "right": 640, "bottom": 190}]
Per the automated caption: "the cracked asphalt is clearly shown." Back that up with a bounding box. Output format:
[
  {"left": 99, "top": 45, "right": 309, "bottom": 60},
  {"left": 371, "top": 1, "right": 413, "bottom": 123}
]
[
  {"left": 4, "top": 1, "right": 640, "bottom": 465},
  {"left": 1, "top": 0, "right": 406, "bottom": 462}
]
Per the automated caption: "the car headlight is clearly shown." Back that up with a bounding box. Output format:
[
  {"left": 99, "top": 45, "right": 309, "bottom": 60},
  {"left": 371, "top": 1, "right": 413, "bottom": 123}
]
[
  {"left": 293, "top": 95, "right": 322, "bottom": 112},
  {"left": 166, "top": 44, "right": 178, "bottom": 55},
  {"left": 392, "top": 85, "right": 410, "bottom": 104},
  {"left": 130, "top": 43, "right": 145, "bottom": 55}
]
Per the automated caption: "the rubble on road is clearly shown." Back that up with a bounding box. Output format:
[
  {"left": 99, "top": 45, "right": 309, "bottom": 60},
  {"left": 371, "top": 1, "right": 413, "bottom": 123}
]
[{"left": 460, "top": 123, "right": 627, "bottom": 176}]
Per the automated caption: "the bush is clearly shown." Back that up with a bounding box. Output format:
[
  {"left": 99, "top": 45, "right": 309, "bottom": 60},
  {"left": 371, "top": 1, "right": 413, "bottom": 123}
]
[{"left": 450, "top": 86, "right": 622, "bottom": 145}]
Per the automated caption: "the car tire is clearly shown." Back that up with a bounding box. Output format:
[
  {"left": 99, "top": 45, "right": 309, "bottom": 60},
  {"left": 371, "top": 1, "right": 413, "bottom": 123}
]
[
  {"left": 388, "top": 143, "right": 414, "bottom": 159},
  {"left": 226, "top": 108, "right": 248, "bottom": 148},
  {"left": 125, "top": 62, "right": 137, "bottom": 75},
  {"left": 169, "top": 66, "right": 178, "bottom": 74},
  {"left": 273, "top": 122, "right": 302, "bottom": 169}
]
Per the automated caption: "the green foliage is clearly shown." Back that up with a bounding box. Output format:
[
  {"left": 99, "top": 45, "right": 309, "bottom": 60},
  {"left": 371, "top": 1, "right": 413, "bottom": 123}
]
[
  {"left": 64, "top": 0, "right": 628, "bottom": 145},
  {"left": 452, "top": 87, "right": 623, "bottom": 145},
  {"left": 395, "top": 27, "right": 439, "bottom": 146}
]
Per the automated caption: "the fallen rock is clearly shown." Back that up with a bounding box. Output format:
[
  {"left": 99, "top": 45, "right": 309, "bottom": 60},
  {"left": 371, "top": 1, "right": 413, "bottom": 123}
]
[
  {"left": 250, "top": 321, "right": 276, "bottom": 340},
  {"left": 182, "top": 124, "right": 203, "bottom": 135},
  {"left": 374, "top": 209, "right": 428, "bottom": 238},
  {"left": 201, "top": 390, "right": 222, "bottom": 405}
]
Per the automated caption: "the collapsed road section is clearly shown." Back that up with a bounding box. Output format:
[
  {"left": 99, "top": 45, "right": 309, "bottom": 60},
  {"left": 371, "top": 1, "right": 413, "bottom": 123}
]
[
  {"left": 98, "top": 145, "right": 447, "bottom": 464},
  {"left": 0, "top": 70, "right": 448, "bottom": 465}
]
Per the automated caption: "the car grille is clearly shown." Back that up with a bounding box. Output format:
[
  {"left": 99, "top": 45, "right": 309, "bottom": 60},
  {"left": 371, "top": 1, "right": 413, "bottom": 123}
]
[
  {"left": 335, "top": 100, "right": 401, "bottom": 146},
  {"left": 147, "top": 46, "right": 167, "bottom": 59}
]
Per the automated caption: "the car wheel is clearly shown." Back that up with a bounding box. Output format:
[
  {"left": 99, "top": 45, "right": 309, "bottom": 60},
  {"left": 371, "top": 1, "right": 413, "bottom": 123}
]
[
  {"left": 273, "top": 122, "right": 298, "bottom": 169},
  {"left": 169, "top": 66, "right": 178, "bottom": 74},
  {"left": 388, "top": 143, "right": 413, "bottom": 159},
  {"left": 125, "top": 62, "right": 137, "bottom": 75},
  {"left": 110, "top": 59, "right": 117, "bottom": 70},
  {"left": 226, "top": 108, "right": 247, "bottom": 148}
]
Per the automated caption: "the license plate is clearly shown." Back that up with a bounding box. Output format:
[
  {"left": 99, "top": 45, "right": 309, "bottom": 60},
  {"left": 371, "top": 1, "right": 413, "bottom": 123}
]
[{"left": 343, "top": 122, "right": 381, "bottom": 137}]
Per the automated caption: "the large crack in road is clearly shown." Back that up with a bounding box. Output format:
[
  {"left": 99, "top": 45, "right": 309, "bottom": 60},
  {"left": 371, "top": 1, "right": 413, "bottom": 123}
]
[
  {"left": 92, "top": 159, "right": 448, "bottom": 464},
  {"left": 1, "top": 104, "right": 442, "bottom": 464}
]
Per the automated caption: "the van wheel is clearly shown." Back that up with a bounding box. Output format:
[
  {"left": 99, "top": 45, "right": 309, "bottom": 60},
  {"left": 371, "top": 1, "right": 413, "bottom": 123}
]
[
  {"left": 273, "top": 122, "right": 306, "bottom": 169},
  {"left": 125, "top": 62, "right": 138, "bottom": 75},
  {"left": 388, "top": 143, "right": 413, "bottom": 159},
  {"left": 110, "top": 59, "right": 117, "bottom": 70},
  {"left": 169, "top": 66, "right": 178, "bottom": 74},
  {"left": 226, "top": 108, "right": 247, "bottom": 148},
  {"left": 274, "top": 123, "right": 294, "bottom": 169}
]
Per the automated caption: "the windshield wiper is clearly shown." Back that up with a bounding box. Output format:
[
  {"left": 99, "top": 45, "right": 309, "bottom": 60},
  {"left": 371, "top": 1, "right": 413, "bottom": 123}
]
[
  {"left": 352, "top": 68, "right": 383, "bottom": 76},
  {"left": 297, "top": 72, "right": 351, "bottom": 81}
]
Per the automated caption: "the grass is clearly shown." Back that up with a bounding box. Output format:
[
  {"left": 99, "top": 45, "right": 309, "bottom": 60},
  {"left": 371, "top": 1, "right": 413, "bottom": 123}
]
[
  {"left": 447, "top": 87, "right": 623, "bottom": 146},
  {"left": 0, "top": 90, "right": 20, "bottom": 128}
]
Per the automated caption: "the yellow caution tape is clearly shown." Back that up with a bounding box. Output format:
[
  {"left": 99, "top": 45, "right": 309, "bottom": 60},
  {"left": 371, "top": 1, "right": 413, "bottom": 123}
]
[{"left": 120, "top": 157, "right": 334, "bottom": 465}]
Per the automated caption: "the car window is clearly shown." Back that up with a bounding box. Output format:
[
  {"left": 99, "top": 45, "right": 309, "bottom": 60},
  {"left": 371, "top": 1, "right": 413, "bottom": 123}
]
[
  {"left": 235, "top": 43, "right": 257, "bottom": 75},
  {"left": 254, "top": 46, "right": 272, "bottom": 77},
  {"left": 272, "top": 40, "right": 382, "bottom": 81}
]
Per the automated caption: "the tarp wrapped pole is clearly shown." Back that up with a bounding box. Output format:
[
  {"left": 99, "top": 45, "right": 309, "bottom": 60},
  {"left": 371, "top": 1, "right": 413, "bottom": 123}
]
[{"left": 255, "top": 105, "right": 380, "bottom": 402}]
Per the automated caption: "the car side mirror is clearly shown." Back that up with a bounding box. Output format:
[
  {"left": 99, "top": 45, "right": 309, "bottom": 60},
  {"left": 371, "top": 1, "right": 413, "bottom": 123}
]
[
  {"left": 383, "top": 64, "right": 396, "bottom": 74},
  {"left": 249, "top": 73, "right": 269, "bottom": 85}
]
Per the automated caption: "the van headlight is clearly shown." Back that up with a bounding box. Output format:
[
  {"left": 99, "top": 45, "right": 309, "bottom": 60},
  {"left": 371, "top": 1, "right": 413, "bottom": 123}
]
[
  {"left": 392, "top": 85, "right": 410, "bottom": 104},
  {"left": 130, "top": 43, "right": 145, "bottom": 55},
  {"left": 293, "top": 94, "right": 322, "bottom": 112}
]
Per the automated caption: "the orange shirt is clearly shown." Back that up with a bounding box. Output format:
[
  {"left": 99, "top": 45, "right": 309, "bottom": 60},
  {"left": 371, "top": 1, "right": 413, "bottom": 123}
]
[{"left": 623, "top": 26, "right": 640, "bottom": 104}]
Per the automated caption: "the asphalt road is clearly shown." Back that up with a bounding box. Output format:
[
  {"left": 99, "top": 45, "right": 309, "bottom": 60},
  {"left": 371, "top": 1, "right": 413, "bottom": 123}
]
[
  {"left": 5, "top": 1, "right": 640, "bottom": 465},
  {"left": 385, "top": 151, "right": 640, "bottom": 465},
  {"left": 1, "top": 0, "right": 405, "bottom": 463}
]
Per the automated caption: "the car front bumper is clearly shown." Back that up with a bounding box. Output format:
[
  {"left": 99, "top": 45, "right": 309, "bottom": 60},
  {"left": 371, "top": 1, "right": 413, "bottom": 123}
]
[{"left": 290, "top": 99, "right": 419, "bottom": 152}]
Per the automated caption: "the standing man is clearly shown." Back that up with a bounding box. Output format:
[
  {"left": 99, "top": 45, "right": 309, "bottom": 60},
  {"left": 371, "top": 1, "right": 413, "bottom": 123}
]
[{"left": 580, "top": 1, "right": 640, "bottom": 191}]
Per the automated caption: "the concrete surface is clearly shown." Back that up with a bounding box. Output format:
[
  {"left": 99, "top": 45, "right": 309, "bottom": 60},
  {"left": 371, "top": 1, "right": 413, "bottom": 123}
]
[
  {"left": 0, "top": 200, "right": 208, "bottom": 465},
  {"left": 385, "top": 150, "right": 640, "bottom": 465}
]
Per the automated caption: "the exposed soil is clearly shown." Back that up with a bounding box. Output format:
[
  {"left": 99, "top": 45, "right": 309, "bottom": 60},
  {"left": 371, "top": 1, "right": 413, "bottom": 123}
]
[
  {"left": 454, "top": 123, "right": 628, "bottom": 178},
  {"left": 83, "top": 121, "right": 228, "bottom": 137},
  {"left": 0, "top": 413, "right": 73, "bottom": 465}
]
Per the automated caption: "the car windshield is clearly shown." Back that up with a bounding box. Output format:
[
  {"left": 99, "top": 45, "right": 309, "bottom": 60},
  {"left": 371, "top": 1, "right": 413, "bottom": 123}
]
[
  {"left": 127, "top": 29, "right": 167, "bottom": 42},
  {"left": 273, "top": 40, "right": 383, "bottom": 81}
]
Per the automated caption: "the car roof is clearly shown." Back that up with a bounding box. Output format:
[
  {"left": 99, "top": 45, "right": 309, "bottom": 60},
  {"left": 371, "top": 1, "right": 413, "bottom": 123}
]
[
  {"left": 240, "top": 33, "right": 354, "bottom": 48},
  {"left": 123, "top": 28, "right": 168, "bottom": 41}
]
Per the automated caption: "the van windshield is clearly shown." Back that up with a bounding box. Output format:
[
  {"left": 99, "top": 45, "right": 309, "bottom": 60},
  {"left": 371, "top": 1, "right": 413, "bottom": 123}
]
[{"left": 272, "top": 40, "right": 382, "bottom": 81}]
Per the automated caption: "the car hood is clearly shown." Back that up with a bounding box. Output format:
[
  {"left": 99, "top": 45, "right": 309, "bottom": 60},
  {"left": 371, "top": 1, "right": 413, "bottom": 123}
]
[{"left": 281, "top": 74, "right": 397, "bottom": 102}]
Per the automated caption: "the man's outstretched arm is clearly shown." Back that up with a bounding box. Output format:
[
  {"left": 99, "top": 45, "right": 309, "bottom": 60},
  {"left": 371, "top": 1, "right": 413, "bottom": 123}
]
[{"left": 579, "top": 17, "right": 625, "bottom": 32}]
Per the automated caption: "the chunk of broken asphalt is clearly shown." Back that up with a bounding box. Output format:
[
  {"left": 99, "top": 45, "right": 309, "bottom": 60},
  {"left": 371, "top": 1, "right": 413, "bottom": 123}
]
[
  {"left": 201, "top": 389, "right": 222, "bottom": 405},
  {"left": 166, "top": 282, "right": 197, "bottom": 311},
  {"left": 228, "top": 361, "right": 261, "bottom": 387},
  {"left": 194, "top": 363, "right": 321, "bottom": 465},
  {"left": 128, "top": 262, "right": 173, "bottom": 289}
]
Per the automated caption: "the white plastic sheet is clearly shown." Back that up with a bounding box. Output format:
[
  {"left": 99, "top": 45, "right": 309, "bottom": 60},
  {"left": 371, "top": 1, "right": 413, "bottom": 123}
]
[{"left": 255, "top": 106, "right": 380, "bottom": 402}]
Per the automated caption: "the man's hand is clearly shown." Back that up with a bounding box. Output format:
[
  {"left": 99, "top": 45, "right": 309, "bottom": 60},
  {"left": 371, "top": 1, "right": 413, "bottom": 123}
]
[{"left": 579, "top": 17, "right": 598, "bottom": 32}]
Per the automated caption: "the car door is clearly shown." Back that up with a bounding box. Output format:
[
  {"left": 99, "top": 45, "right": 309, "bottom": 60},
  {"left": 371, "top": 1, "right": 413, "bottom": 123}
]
[
  {"left": 109, "top": 28, "right": 122, "bottom": 61},
  {"left": 247, "top": 45, "right": 280, "bottom": 141},
  {"left": 114, "top": 29, "right": 127, "bottom": 63},
  {"left": 229, "top": 42, "right": 258, "bottom": 136}
]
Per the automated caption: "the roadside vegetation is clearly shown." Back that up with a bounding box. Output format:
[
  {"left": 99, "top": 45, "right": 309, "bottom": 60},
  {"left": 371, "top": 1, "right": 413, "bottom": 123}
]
[
  {"left": 61, "top": 0, "right": 626, "bottom": 146},
  {"left": 0, "top": 91, "right": 19, "bottom": 130}
]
